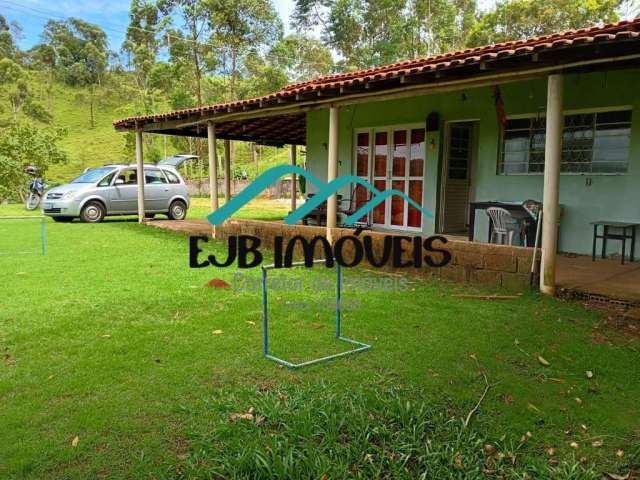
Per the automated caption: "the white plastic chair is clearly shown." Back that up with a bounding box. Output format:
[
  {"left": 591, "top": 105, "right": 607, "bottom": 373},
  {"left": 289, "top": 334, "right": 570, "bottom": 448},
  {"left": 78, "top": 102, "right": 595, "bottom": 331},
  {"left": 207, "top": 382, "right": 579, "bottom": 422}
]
[{"left": 486, "top": 207, "right": 519, "bottom": 245}]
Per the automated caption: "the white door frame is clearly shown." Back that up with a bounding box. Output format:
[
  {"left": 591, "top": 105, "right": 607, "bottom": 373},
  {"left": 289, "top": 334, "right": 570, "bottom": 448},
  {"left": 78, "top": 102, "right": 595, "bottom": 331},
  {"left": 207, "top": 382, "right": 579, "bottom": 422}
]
[{"left": 352, "top": 123, "right": 426, "bottom": 232}]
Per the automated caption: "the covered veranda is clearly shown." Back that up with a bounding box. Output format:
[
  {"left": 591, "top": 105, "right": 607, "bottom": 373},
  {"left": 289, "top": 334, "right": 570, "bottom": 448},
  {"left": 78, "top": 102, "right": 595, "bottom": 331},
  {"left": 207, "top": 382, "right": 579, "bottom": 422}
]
[{"left": 113, "top": 18, "right": 640, "bottom": 298}]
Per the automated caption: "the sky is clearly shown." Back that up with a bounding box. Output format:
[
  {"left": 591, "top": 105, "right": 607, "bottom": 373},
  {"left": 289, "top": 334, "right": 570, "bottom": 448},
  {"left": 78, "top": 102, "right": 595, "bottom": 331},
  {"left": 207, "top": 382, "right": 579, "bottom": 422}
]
[
  {"left": 0, "top": 0, "right": 296, "bottom": 51},
  {"left": 4, "top": 0, "right": 633, "bottom": 53}
]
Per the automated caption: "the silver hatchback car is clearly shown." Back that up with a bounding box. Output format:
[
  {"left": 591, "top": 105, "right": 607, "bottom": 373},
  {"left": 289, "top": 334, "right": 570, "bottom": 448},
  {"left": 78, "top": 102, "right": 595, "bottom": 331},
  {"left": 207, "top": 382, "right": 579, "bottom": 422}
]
[{"left": 43, "top": 164, "right": 190, "bottom": 223}]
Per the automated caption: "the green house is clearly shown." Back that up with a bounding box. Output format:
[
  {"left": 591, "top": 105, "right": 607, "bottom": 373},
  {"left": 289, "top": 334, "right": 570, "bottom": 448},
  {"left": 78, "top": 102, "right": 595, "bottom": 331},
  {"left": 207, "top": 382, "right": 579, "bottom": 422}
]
[{"left": 114, "top": 18, "right": 640, "bottom": 296}]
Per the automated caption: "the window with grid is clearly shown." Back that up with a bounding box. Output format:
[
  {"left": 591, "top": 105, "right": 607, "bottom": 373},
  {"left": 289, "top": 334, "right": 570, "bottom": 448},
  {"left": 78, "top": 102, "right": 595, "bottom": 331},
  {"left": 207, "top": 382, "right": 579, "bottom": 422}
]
[{"left": 499, "top": 109, "right": 632, "bottom": 174}]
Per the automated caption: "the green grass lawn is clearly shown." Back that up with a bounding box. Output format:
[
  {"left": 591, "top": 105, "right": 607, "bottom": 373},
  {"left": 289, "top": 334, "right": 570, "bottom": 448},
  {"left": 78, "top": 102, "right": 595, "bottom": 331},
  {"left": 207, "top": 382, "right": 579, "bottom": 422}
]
[{"left": 0, "top": 203, "right": 639, "bottom": 479}]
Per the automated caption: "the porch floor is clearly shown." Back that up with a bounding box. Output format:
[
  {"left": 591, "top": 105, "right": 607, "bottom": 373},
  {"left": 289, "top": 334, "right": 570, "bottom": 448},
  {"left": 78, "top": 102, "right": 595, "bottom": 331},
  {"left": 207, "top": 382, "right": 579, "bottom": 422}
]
[
  {"left": 146, "top": 219, "right": 640, "bottom": 304},
  {"left": 556, "top": 255, "right": 640, "bottom": 304}
]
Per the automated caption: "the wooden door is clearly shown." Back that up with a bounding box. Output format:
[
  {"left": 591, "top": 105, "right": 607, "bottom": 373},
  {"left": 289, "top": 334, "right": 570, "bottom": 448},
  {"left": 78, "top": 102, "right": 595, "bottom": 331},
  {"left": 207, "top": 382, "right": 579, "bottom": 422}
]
[{"left": 442, "top": 122, "right": 475, "bottom": 233}]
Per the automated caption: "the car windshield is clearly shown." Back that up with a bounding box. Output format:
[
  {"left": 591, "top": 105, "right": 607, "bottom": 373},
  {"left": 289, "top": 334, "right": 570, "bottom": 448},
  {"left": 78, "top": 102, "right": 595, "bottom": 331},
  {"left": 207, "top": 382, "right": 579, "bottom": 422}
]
[{"left": 71, "top": 167, "right": 117, "bottom": 184}]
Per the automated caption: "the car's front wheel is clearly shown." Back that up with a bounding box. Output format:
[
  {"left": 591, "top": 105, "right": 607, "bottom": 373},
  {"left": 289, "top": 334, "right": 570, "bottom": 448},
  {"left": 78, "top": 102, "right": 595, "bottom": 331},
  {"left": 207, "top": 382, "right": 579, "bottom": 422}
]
[
  {"left": 167, "top": 200, "right": 187, "bottom": 220},
  {"left": 80, "top": 201, "right": 106, "bottom": 223}
]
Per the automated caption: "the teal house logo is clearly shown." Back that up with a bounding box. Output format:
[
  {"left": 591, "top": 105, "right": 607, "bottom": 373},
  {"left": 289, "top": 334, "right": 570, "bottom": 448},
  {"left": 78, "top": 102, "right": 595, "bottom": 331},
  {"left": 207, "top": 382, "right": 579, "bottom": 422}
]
[{"left": 207, "top": 165, "right": 433, "bottom": 226}]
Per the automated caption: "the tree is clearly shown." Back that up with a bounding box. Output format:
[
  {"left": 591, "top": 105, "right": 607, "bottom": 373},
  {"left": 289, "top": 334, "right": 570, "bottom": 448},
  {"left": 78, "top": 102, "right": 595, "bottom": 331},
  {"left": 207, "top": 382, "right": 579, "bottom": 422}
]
[
  {"left": 268, "top": 34, "right": 333, "bottom": 82},
  {"left": 122, "top": 0, "right": 166, "bottom": 112},
  {"left": 0, "top": 59, "right": 51, "bottom": 123},
  {"left": 158, "top": 0, "right": 217, "bottom": 107},
  {"left": 206, "top": 0, "right": 282, "bottom": 98},
  {"left": 0, "top": 121, "right": 68, "bottom": 201},
  {"left": 0, "top": 15, "right": 17, "bottom": 60},
  {"left": 467, "top": 0, "right": 622, "bottom": 47},
  {"left": 240, "top": 34, "right": 333, "bottom": 96},
  {"left": 39, "top": 18, "right": 109, "bottom": 126},
  {"left": 325, "top": 0, "right": 408, "bottom": 68},
  {"left": 292, "top": 0, "right": 477, "bottom": 69},
  {"left": 29, "top": 44, "right": 57, "bottom": 112},
  {"left": 404, "top": 0, "right": 477, "bottom": 57}
]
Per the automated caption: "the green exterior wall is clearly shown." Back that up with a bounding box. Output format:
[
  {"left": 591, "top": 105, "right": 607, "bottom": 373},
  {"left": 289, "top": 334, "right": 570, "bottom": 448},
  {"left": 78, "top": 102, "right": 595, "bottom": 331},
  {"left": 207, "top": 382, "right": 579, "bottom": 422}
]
[{"left": 305, "top": 69, "right": 640, "bottom": 256}]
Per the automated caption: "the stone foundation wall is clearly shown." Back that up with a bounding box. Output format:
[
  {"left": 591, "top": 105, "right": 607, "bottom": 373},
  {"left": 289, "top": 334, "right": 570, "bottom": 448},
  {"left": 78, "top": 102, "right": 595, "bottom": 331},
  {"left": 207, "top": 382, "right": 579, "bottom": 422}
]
[{"left": 215, "top": 219, "right": 538, "bottom": 290}]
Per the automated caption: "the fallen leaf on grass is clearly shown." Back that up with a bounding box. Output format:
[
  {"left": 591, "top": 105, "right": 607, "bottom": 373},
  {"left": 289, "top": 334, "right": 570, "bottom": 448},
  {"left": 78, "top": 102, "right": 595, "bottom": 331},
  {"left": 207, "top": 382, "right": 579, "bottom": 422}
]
[
  {"left": 527, "top": 403, "right": 541, "bottom": 413},
  {"left": 310, "top": 323, "right": 323, "bottom": 329},
  {"left": 205, "top": 279, "right": 231, "bottom": 289},
  {"left": 502, "top": 394, "right": 514, "bottom": 405},
  {"left": 229, "top": 412, "right": 253, "bottom": 422},
  {"left": 592, "top": 440, "right": 603, "bottom": 448},
  {"left": 537, "top": 356, "right": 551, "bottom": 367},
  {"left": 544, "top": 447, "right": 556, "bottom": 456},
  {"left": 212, "top": 330, "right": 223, "bottom": 335},
  {"left": 580, "top": 424, "right": 588, "bottom": 432},
  {"left": 245, "top": 321, "right": 256, "bottom": 326},
  {"left": 3, "top": 354, "right": 16, "bottom": 366},
  {"left": 101, "top": 334, "right": 111, "bottom": 339},
  {"left": 520, "top": 431, "right": 533, "bottom": 442},
  {"left": 616, "top": 449, "right": 625, "bottom": 458},
  {"left": 549, "top": 378, "right": 566, "bottom": 384},
  {"left": 575, "top": 397, "right": 583, "bottom": 405},
  {"left": 483, "top": 444, "right": 496, "bottom": 455},
  {"left": 569, "top": 441, "right": 579, "bottom": 449},
  {"left": 605, "top": 473, "right": 629, "bottom": 480},
  {"left": 454, "top": 454, "right": 464, "bottom": 469},
  {"left": 71, "top": 436, "right": 79, "bottom": 447},
  {"left": 586, "top": 370, "right": 594, "bottom": 379}
]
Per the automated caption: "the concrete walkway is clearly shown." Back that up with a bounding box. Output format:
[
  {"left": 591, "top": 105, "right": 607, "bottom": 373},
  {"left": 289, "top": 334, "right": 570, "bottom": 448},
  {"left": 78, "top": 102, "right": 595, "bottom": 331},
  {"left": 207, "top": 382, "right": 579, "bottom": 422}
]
[{"left": 148, "top": 219, "right": 212, "bottom": 236}]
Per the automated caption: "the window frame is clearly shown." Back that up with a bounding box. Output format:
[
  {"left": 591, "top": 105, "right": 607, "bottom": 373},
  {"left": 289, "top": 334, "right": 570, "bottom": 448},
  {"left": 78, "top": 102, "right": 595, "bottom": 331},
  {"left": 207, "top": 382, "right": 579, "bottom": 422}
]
[
  {"left": 497, "top": 105, "right": 633, "bottom": 176},
  {"left": 162, "top": 168, "right": 181, "bottom": 184},
  {"left": 144, "top": 168, "right": 169, "bottom": 185}
]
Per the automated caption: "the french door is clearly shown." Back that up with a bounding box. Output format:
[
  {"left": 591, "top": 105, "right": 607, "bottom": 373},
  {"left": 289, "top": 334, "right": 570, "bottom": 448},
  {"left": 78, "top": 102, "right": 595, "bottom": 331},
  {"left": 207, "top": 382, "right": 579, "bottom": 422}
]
[{"left": 353, "top": 126, "right": 426, "bottom": 231}]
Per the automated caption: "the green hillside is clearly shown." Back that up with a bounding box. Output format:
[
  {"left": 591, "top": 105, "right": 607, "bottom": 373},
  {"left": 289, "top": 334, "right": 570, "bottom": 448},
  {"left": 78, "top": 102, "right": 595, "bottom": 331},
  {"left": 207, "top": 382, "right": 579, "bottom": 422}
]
[
  {"left": 46, "top": 82, "right": 130, "bottom": 182},
  {"left": 2, "top": 75, "right": 295, "bottom": 188}
]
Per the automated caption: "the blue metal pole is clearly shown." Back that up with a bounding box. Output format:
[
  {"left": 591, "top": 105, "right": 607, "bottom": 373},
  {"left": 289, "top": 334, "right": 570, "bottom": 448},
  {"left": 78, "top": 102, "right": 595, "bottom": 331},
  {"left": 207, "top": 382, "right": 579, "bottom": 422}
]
[
  {"left": 40, "top": 217, "right": 46, "bottom": 256},
  {"left": 262, "top": 267, "right": 268, "bottom": 357},
  {"left": 336, "top": 263, "right": 341, "bottom": 338}
]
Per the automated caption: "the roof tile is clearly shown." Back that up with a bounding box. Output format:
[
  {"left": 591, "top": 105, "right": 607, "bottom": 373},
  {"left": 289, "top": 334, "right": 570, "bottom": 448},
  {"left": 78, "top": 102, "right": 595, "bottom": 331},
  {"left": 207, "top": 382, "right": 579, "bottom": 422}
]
[{"left": 114, "top": 17, "right": 640, "bottom": 127}]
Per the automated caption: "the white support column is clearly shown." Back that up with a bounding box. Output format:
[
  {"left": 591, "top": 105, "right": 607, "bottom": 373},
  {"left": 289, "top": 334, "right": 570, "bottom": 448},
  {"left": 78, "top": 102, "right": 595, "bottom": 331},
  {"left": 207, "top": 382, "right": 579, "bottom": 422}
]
[
  {"left": 207, "top": 121, "right": 219, "bottom": 212},
  {"left": 540, "top": 74, "right": 563, "bottom": 296},
  {"left": 290, "top": 144, "right": 297, "bottom": 212},
  {"left": 207, "top": 121, "right": 219, "bottom": 238},
  {"left": 135, "top": 128, "right": 145, "bottom": 223},
  {"left": 326, "top": 106, "right": 339, "bottom": 240},
  {"left": 223, "top": 139, "right": 231, "bottom": 203}
]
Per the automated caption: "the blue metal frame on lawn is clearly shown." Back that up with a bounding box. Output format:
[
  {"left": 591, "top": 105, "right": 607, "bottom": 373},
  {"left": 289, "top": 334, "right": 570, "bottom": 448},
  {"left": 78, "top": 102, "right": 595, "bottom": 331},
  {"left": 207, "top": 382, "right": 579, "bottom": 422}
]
[
  {"left": 0, "top": 216, "right": 46, "bottom": 256},
  {"left": 261, "top": 259, "right": 371, "bottom": 368}
]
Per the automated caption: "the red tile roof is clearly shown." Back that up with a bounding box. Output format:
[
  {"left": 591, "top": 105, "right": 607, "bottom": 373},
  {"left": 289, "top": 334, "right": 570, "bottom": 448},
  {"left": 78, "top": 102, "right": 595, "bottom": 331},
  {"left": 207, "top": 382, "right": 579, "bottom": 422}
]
[{"left": 114, "top": 17, "right": 640, "bottom": 130}]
